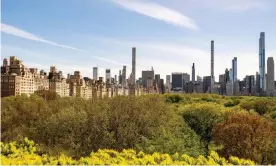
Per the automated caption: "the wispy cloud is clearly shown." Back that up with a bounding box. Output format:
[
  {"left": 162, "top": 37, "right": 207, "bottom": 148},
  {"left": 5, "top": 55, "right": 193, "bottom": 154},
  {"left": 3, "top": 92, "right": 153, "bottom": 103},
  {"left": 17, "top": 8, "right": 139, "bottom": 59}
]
[
  {"left": 1, "top": 23, "right": 81, "bottom": 51},
  {"left": 112, "top": 0, "right": 198, "bottom": 30},
  {"left": 1, "top": 23, "right": 128, "bottom": 67}
]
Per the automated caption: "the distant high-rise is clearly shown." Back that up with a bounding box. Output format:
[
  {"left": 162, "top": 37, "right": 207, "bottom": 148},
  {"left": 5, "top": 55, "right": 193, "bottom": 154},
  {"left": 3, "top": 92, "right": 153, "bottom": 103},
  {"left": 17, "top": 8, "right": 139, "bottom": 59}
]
[
  {"left": 232, "top": 57, "right": 237, "bottom": 82},
  {"left": 259, "top": 32, "right": 265, "bottom": 90},
  {"left": 203, "top": 76, "right": 211, "bottom": 93},
  {"left": 211, "top": 40, "right": 214, "bottom": 83},
  {"left": 172, "top": 73, "right": 183, "bottom": 90},
  {"left": 142, "top": 70, "right": 154, "bottom": 88},
  {"left": 93, "top": 67, "right": 98, "bottom": 80},
  {"left": 105, "top": 69, "right": 111, "bottom": 83},
  {"left": 166, "top": 75, "right": 171, "bottom": 90},
  {"left": 192, "top": 63, "right": 195, "bottom": 83},
  {"left": 132, "top": 47, "right": 136, "bottom": 85},
  {"left": 122, "top": 66, "right": 126, "bottom": 87},
  {"left": 229, "top": 68, "right": 233, "bottom": 83},
  {"left": 225, "top": 68, "right": 230, "bottom": 83},
  {"left": 182, "top": 73, "right": 190, "bottom": 84},
  {"left": 114, "top": 75, "right": 117, "bottom": 84},
  {"left": 256, "top": 72, "right": 260, "bottom": 93},
  {"left": 197, "top": 75, "right": 202, "bottom": 82},
  {"left": 155, "top": 74, "right": 161, "bottom": 88},
  {"left": 267, "top": 57, "right": 275, "bottom": 96},
  {"left": 232, "top": 57, "right": 237, "bottom": 94},
  {"left": 119, "top": 70, "right": 122, "bottom": 84}
]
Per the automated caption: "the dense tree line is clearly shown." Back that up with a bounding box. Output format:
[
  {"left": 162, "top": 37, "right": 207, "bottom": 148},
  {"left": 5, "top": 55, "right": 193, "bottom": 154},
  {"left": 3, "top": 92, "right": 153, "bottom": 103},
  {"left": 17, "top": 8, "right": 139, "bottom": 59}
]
[{"left": 1, "top": 92, "right": 276, "bottom": 164}]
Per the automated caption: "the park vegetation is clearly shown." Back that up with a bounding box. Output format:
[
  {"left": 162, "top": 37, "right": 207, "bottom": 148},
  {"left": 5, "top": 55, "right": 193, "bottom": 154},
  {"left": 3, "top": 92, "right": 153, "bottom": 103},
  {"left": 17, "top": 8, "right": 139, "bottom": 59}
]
[{"left": 1, "top": 92, "right": 276, "bottom": 164}]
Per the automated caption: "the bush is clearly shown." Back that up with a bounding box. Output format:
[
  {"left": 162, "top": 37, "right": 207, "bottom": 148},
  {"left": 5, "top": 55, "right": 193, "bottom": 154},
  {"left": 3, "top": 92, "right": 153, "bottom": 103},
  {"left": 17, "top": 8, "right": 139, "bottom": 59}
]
[
  {"left": 213, "top": 113, "right": 276, "bottom": 164},
  {"left": 164, "top": 94, "right": 183, "bottom": 103},
  {"left": 0, "top": 139, "right": 255, "bottom": 165},
  {"left": 224, "top": 99, "right": 240, "bottom": 107},
  {"left": 240, "top": 98, "right": 276, "bottom": 115},
  {"left": 1, "top": 95, "right": 202, "bottom": 157}
]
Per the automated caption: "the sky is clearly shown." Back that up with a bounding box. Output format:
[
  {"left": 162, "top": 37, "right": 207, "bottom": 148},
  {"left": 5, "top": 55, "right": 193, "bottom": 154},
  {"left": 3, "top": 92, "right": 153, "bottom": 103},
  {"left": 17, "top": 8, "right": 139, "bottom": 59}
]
[{"left": 1, "top": 0, "right": 276, "bottom": 81}]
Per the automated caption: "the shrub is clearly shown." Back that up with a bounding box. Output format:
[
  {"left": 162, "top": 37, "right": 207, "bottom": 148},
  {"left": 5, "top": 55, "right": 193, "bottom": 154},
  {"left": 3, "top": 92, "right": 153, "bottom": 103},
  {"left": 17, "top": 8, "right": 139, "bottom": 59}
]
[
  {"left": 0, "top": 139, "right": 255, "bottom": 165},
  {"left": 164, "top": 94, "right": 183, "bottom": 103}
]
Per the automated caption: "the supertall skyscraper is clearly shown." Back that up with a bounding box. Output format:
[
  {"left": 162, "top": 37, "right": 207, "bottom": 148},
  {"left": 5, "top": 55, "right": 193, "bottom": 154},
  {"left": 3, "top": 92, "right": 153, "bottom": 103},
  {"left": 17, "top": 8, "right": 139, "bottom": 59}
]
[
  {"left": 192, "top": 63, "right": 195, "bottom": 83},
  {"left": 132, "top": 47, "right": 136, "bottom": 85},
  {"left": 232, "top": 57, "right": 237, "bottom": 82},
  {"left": 259, "top": 32, "right": 265, "bottom": 90},
  {"left": 232, "top": 57, "right": 237, "bottom": 94},
  {"left": 211, "top": 40, "right": 214, "bottom": 83},
  {"left": 267, "top": 57, "right": 275, "bottom": 96}
]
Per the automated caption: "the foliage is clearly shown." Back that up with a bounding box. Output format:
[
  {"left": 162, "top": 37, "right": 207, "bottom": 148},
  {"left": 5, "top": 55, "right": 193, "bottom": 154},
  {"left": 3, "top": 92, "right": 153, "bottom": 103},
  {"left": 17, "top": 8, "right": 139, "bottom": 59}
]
[
  {"left": 224, "top": 99, "right": 240, "bottom": 107},
  {"left": 34, "top": 89, "right": 60, "bottom": 101},
  {"left": 164, "top": 94, "right": 183, "bottom": 103},
  {"left": 239, "top": 97, "right": 276, "bottom": 115},
  {"left": 1, "top": 94, "right": 202, "bottom": 157},
  {"left": 0, "top": 139, "right": 255, "bottom": 165},
  {"left": 213, "top": 113, "right": 276, "bottom": 164},
  {"left": 1, "top": 93, "right": 276, "bottom": 164},
  {"left": 180, "top": 103, "right": 227, "bottom": 153}
]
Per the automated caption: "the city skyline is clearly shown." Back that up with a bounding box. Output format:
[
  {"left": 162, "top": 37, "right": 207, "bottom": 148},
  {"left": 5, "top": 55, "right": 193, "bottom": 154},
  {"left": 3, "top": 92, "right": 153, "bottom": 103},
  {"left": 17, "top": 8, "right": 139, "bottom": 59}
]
[{"left": 1, "top": 0, "right": 276, "bottom": 80}]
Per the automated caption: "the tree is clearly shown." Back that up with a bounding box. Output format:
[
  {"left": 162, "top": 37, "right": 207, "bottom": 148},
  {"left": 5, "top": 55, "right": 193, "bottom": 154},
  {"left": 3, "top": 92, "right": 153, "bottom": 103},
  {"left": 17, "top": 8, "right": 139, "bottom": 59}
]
[
  {"left": 213, "top": 113, "right": 276, "bottom": 164},
  {"left": 34, "top": 90, "right": 60, "bottom": 101},
  {"left": 240, "top": 98, "right": 276, "bottom": 115},
  {"left": 181, "top": 103, "right": 226, "bottom": 154}
]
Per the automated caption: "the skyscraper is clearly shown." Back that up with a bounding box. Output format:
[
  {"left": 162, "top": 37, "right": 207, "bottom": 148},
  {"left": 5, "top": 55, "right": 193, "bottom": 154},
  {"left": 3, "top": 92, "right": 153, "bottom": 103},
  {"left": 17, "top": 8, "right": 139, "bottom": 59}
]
[
  {"left": 267, "top": 57, "right": 275, "bottom": 96},
  {"left": 142, "top": 70, "right": 154, "bottom": 88},
  {"left": 122, "top": 66, "right": 126, "bottom": 87},
  {"left": 182, "top": 73, "right": 190, "bottom": 84},
  {"left": 105, "top": 69, "right": 111, "bottom": 84},
  {"left": 155, "top": 74, "right": 161, "bottom": 88},
  {"left": 192, "top": 63, "right": 195, "bottom": 83},
  {"left": 211, "top": 40, "right": 214, "bottom": 83},
  {"left": 166, "top": 75, "right": 171, "bottom": 90},
  {"left": 93, "top": 67, "right": 98, "bottom": 80},
  {"left": 132, "top": 47, "right": 136, "bottom": 85},
  {"left": 172, "top": 73, "right": 183, "bottom": 91},
  {"left": 259, "top": 32, "right": 265, "bottom": 91},
  {"left": 229, "top": 68, "right": 233, "bottom": 83},
  {"left": 232, "top": 57, "right": 237, "bottom": 94},
  {"left": 225, "top": 68, "right": 230, "bottom": 83},
  {"left": 232, "top": 57, "right": 237, "bottom": 82}
]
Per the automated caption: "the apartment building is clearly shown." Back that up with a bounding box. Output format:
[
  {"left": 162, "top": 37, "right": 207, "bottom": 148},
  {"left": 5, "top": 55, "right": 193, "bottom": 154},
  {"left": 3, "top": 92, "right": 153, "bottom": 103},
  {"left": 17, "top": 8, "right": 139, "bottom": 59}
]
[{"left": 1, "top": 57, "right": 49, "bottom": 97}]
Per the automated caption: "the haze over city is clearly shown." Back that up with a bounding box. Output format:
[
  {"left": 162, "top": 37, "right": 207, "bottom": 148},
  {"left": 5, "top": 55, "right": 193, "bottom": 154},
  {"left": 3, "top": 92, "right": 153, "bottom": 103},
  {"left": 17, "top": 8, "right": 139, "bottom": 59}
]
[{"left": 1, "top": 0, "right": 276, "bottom": 80}]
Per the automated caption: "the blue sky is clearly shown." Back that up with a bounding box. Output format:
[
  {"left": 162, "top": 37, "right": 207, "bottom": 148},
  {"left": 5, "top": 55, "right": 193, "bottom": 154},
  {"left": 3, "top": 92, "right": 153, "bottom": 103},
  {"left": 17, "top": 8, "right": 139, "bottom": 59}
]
[{"left": 1, "top": 0, "right": 276, "bottom": 80}]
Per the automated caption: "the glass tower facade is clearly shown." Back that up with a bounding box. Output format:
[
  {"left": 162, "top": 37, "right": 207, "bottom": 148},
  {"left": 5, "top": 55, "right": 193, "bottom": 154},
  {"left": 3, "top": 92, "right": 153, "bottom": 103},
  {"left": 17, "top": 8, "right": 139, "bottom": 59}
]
[{"left": 259, "top": 32, "right": 265, "bottom": 90}]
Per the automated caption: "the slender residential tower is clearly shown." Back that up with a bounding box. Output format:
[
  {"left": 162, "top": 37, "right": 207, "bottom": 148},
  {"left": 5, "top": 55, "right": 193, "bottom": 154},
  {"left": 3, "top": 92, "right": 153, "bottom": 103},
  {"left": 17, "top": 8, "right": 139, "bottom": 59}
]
[
  {"left": 211, "top": 40, "right": 214, "bottom": 83},
  {"left": 232, "top": 57, "right": 237, "bottom": 94},
  {"left": 132, "top": 47, "right": 136, "bottom": 85},
  {"left": 259, "top": 32, "right": 265, "bottom": 91},
  {"left": 192, "top": 63, "right": 195, "bottom": 83}
]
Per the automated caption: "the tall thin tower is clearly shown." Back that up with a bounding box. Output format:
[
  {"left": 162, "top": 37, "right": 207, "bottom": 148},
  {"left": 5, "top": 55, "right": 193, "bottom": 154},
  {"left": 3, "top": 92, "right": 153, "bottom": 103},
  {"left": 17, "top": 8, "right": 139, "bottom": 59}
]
[
  {"left": 211, "top": 40, "right": 214, "bottom": 83},
  {"left": 259, "top": 32, "right": 265, "bottom": 91},
  {"left": 122, "top": 66, "right": 126, "bottom": 87},
  {"left": 132, "top": 47, "right": 136, "bottom": 85},
  {"left": 192, "top": 63, "right": 195, "bottom": 83},
  {"left": 267, "top": 57, "right": 274, "bottom": 96}
]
